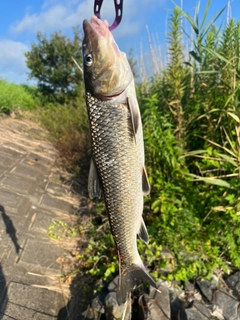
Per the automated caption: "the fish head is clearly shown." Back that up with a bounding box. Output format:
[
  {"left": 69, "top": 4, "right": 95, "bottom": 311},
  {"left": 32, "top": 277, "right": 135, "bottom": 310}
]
[{"left": 82, "top": 15, "right": 132, "bottom": 97}]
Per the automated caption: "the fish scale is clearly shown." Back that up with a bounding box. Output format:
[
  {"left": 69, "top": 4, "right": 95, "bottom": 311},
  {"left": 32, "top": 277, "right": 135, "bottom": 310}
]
[{"left": 86, "top": 92, "right": 142, "bottom": 266}]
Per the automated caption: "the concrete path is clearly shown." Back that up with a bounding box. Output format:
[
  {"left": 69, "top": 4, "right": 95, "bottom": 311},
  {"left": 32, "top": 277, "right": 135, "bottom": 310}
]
[{"left": 0, "top": 117, "right": 81, "bottom": 319}]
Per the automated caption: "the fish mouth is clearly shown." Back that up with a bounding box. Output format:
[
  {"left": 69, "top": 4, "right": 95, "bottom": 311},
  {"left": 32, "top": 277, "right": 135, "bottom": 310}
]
[
  {"left": 82, "top": 15, "right": 130, "bottom": 97},
  {"left": 83, "top": 15, "right": 110, "bottom": 39}
]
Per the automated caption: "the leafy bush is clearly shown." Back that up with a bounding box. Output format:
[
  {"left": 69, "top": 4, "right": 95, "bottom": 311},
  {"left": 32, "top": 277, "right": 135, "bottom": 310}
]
[
  {"left": 141, "top": 3, "right": 240, "bottom": 280},
  {"left": 79, "top": 1, "right": 240, "bottom": 285},
  {"left": 0, "top": 79, "right": 40, "bottom": 113}
]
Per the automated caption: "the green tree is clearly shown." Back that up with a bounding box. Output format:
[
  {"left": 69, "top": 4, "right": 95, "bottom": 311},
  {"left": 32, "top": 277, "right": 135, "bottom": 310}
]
[{"left": 25, "top": 27, "right": 83, "bottom": 104}]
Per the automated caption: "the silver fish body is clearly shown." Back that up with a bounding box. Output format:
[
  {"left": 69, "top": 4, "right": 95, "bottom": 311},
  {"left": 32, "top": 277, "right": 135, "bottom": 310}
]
[{"left": 82, "top": 16, "right": 156, "bottom": 304}]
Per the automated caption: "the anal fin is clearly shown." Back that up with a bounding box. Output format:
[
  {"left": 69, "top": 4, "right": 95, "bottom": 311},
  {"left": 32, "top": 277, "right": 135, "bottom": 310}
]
[
  {"left": 142, "top": 166, "right": 151, "bottom": 195},
  {"left": 138, "top": 218, "right": 149, "bottom": 244}
]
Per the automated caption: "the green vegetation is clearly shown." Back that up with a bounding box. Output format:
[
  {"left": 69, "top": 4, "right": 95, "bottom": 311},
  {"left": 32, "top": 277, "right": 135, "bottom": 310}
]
[
  {"left": 0, "top": 0, "right": 239, "bottom": 287},
  {"left": 141, "top": 3, "right": 240, "bottom": 280},
  {"left": 24, "top": 27, "right": 89, "bottom": 173},
  {"left": 79, "top": 1, "right": 240, "bottom": 284},
  {"left": 48, "top": 219, "right": 78, "bottom": 240},
  {"left": 0, "top": 79, "right": 40, "bottom": 113},
  {"left": 25, "top": 27, "right": 83, "bottom": 104},
  {"left": 38, "top": 99, "right": 89, "bottom": 173}
]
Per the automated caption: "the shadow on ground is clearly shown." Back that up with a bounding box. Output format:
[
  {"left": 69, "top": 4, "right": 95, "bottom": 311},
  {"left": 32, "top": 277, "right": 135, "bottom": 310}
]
[
  {"left": 0, "top": 205, "right": 17, "bottom": 319},
  {"left": 0, "top": 263, "right": 7, "bottom": 320},
  {"left": 57, "top": 273, "right": 97, "bottom": 320},
  {"left": 0, "top": 205, "right": 21, "bottom": 254}
]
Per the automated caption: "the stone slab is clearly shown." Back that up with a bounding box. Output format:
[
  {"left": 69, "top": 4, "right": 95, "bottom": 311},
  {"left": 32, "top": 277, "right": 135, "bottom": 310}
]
[
  {"left": 0, "top": 175, "right": 34, "bottom": 194},
  {"left": 0, "top": 265, "right": 7, "bottom": 303},
  {"left": 40, "top": 194, "right": 72, "bottom": 214},
  {"left": 12, "top": 164, "right": 41, "bottom": 181},
  {"left": 0, "top": 147, "right": 24, "bottom": 159},
  {"left": 32, "top": 147, "right": 56, "bottom": 159},
  {"left": 0, "top": 164, "right": 6, "bottom": 175},
  {"left": 185, "top": 308, "right": 207, "bottom": 320},
  {"left": 2, "top": 142, "right": 27, "bottom": 154},
  {"left": 20, "top": 159, "right": 49, "bottom": 173},
  {"left": 0, "top": 190, "right": 26, "bottom": 213},
  {"left": 27, "top": 152, "right": 54, "bottom": 165},
  {"left": 0, "top": 282, "right": 63, "bottom": 319},
  {"left": 18, "top": 238, "right": 63, "bottom": 272},
  {"left": 0, "top": 241, "right": 19, "bottom": 264},
  {"left": 0, "top": 119, "right": 76, "bottom": 318},
  {"left": 0, "top": 208, "right": 23, "bottom": 233},
  {"left": 46, "top": 182, "right": 69, "bottom": 197},
  {"left": 213, "top": 289, "right": 239, "bottom": 320},
  {"left": 148, "top": 283, "right": 171, "bottom": 319},
  {"left": 30, "top": 210, "right": 55, "bottom": 235},
  {"left": 0, "top": 155, "right": 15, "bottom": 168},
  {"left": 226, "top": 271, "right": 240, "bottom": 295},
  {"left": 190, "top": 300, "right": 211, "bottom": 318},
  {"left": 0, "top": 229, "right": 26, "bottom": 267}
]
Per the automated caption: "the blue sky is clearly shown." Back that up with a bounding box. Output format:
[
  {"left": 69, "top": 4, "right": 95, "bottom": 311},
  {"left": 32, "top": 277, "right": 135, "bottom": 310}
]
[{"left": 0, "top": 0, "right": 239, "bottom": 84}]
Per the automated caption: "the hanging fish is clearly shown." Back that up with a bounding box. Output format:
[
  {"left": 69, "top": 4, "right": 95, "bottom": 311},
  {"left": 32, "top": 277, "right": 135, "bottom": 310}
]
[{"left": 82, "top": 15, "right": 156, "bottom": 305}]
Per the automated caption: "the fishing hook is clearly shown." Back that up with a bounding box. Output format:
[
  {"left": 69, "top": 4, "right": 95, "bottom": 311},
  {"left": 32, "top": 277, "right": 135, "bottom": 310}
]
[{"left": 94, "top": 0, "right": 123, "bottom": 31}]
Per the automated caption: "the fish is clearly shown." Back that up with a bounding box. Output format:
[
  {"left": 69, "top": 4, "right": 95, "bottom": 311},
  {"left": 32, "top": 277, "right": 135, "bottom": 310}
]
[{"left": 82, "top": 15, "right": 156, "bottom": 305}]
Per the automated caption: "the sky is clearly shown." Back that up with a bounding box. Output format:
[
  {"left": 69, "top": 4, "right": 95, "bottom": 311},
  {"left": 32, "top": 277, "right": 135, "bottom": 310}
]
[{"left": 0, "top": 0, "right": 239, "bottom": 84}]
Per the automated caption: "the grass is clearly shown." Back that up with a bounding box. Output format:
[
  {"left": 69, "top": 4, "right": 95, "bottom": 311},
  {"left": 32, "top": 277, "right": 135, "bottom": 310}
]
[
  {"left": 0, "top": 79, "right": 40, "bottom": 114},
  {"left": 37, "top": 98, "right": 90, "bottom": 174}
]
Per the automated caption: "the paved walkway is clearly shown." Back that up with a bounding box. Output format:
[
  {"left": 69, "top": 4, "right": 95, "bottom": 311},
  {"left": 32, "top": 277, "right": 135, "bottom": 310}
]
[{"left": 0, "top": 117, "right": 81, "bottom": 319}]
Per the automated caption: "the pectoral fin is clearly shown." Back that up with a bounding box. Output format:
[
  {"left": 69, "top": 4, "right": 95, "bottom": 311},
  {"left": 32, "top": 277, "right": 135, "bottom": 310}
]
[
  {"left": 88, "top": 159, "right": 102, "bottom": 200},
  {"left": 138, "top": 218, "right": 149, "bottom": 244},
  {"left": 127, "top": 96, "right": 140, "bottom": 141},
  {"left": 142, "top": 166, "right": 151, "bottom": 195}
]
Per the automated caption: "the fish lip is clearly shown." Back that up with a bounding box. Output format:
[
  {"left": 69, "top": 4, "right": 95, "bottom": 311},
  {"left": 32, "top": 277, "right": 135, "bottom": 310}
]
[
  {"left": 83, "top": 19, "right": 90, "bottom": 29},
  {"left": 83, "top": 19, "right": 92, "bottom": 34},
  {"left": 83, "top": 16, "right": 110, "bottom": 38}
]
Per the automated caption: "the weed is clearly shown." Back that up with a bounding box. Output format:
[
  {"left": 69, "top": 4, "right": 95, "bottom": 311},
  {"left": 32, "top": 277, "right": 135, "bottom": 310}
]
[
  {"left": 0, "top": 79, "right": 40, "bottom": 114},
  {"left": 37, "top": 97, "right": 90, "bottom": 175},
  {"left": 48, "top": 219, "right": 78, "bottom": 240}
]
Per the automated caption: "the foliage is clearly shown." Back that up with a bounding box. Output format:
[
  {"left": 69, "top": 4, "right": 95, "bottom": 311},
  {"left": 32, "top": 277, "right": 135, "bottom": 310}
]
[
  {"left": 0, "top": 79, "right": 40, "bottom": 114},
  {"left": 141, "top": 2, "right": 240, "bottom": 280},
  {"left": 48, "top": 219, "right": 78, "bottom": 240},
  {"left": 38, "top": 97, "right": 90, "bottom": 173},
  {"left": 80, "top": 1, "right": 240, "bottom": 285},
  {"left": 77, "top": 204, "right": 118, "bottom": 285},
  {"left": 25, "top": 27, "right": 84, "bottom": 104},
  {"left": 164, "top": 7, "right": 189, "bottom": 141}
]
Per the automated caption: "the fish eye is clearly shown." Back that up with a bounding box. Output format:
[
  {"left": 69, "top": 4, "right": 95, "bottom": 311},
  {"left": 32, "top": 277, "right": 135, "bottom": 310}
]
[{"left": 84, "top": 54, "right": 93, "bottom": 67}]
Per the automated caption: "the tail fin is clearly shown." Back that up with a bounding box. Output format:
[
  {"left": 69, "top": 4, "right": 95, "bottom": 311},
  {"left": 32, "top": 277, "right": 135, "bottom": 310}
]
[{"left": 116, "top": 263, "right": 156, "bottom": 305}]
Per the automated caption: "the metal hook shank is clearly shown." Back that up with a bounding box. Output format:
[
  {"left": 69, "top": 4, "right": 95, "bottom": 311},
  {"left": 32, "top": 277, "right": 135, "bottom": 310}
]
[
  {"left": 94, "top": 0, "right": 103, "bottom": 19},
  {"left": 93, "top": 0, "right": 123, "bottom": 31}
]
